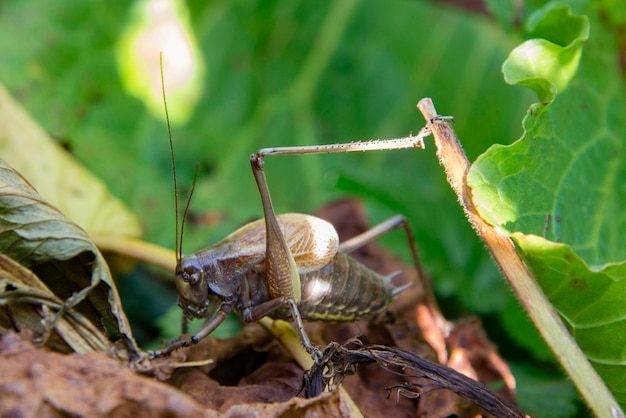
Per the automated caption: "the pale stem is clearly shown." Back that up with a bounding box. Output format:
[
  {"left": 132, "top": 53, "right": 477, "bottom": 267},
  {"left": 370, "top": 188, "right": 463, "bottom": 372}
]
[
  {"left": 416, "top": 98, "right": 623, "bottom": 418},
  {"left": 93, "top": 235, "right": 177, "bottom": 276}
]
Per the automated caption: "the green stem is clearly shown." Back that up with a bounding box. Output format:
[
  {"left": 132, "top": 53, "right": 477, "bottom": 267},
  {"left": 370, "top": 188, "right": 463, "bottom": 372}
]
[{"left": 417, "top": 98, "right": 624, "bottom": 418}]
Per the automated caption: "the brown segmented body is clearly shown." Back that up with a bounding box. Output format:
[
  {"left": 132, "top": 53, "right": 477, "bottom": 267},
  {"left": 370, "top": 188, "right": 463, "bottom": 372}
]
[
  {"left": 177, "top": 213, "right": 395, "bottom": 322},
  {"left": 242, "top": 250, "right": 393, "bottom": 321},
  {"left": 247, "top": 214, "right": 393, "bottom": 320},
  {"left": 293, "top": 251, "right": 392, "bottom": 321}
]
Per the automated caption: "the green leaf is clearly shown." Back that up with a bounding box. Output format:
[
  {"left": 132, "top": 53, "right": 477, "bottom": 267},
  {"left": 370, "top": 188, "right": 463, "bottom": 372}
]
[
  {"left": 468, "top": 4, "right": 626, "bottom": 406},
  {"left": 0, "top": 160, "right": 139, "bottom": 358},
  {"left": 502, "top": 5, "right": 589, "bottom": 102},
  {"left": 511, "top": 362, "right": 579, "bottom": 418},
  {"left": 598, "top": 0, "right": 626, "bottom": 25},
  {"left": 484, "top": 0, "right": 519, "bottom": 29},
  {"left": 513, "top": 234, "right": 626, "bottom": 404}
]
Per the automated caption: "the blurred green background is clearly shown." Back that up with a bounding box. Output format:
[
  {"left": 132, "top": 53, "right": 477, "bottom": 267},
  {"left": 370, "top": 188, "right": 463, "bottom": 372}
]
[{"left": 0, "top": 0, "right": 586, "bottom": 416}]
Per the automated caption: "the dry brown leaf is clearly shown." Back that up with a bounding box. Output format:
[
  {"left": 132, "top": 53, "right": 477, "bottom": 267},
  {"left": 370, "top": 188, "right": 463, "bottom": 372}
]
[{"left": 0, "top": 332, "right": 212, "bottom": 418}]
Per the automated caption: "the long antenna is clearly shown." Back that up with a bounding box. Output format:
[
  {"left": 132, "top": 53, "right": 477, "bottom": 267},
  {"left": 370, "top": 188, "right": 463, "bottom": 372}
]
[
  {"left": 180, "top": 167, "right": 199, "bottom": 260},
  {"left": 160, "top": 53, "right": 180, "bottom": 264}
]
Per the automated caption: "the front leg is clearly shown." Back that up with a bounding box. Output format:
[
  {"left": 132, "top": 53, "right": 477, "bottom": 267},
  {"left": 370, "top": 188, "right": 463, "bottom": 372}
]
[{"left": 149, "top": 301, "right": 234, "bottom": 358}]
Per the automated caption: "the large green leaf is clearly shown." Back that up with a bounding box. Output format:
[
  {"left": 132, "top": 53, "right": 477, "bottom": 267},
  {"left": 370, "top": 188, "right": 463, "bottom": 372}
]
[{"left": 468, "top": 3, "right": 626, "bottom": 405}]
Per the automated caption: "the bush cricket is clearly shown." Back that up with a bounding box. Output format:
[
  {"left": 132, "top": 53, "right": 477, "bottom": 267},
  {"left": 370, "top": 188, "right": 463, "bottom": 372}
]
[{"left": 149, "top": 58, "right": 445, "bottom": 360}]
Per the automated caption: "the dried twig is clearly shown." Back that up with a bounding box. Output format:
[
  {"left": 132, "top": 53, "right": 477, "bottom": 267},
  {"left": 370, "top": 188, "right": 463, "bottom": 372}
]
[{"left": 304, "top": 340, "right": 524, "bottom": 418}]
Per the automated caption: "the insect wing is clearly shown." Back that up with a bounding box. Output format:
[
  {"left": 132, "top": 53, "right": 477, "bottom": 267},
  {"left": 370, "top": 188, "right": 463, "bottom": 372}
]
[
  {"left": 221, "top": 213, "right": 338, "bottom": 273},
  {"left": 281, "top": 214, "right": 338, "bottom": 273}
]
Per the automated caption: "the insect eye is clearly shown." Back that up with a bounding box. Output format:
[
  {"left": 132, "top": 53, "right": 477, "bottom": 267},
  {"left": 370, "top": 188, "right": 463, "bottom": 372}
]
[{"left": 183, "top": 267, "right": 202, "bottom": 286}]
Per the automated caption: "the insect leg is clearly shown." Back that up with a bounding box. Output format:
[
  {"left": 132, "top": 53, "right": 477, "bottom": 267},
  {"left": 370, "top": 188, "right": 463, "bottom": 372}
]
[
  {"left": 149, "top": 301, "right": 234, "bottom": 358},
  {"left": 250, "top": 157, "right": 319, "bottom": 357},
  {"left": 339, "top": 214, "right": 448, "bottom": 346},
  {"left": 181, "top": 315, "right": 189, "bottom": 334},
  {"left": 250, "top": 155, "right": 302, "bottom": 302},
  {"left": 248, "top": 118, "right": 442, "bottom": 299},
  {"left": 241, "top": 276, "right": 317, "bottom": 355},
  {"left": 287, "top": 299, "right": 315, "bottom": 355},
  {"left": 339, "top": 214, "right": 426, "bottom": 284},
  {"left": 248, "top": 119, "right": 444, "bottom": 358},
  {"left": 252, "top": 119, "right": 442, "bottom": 160},
  {"left": 251, "top": 116, "right": 451, "bottom": 162},
  {"left": 241, "top": 297, "right": 285, "bottom": 321},
  {"left": 240, "top": 297, "right": 317, "bottom": 356}
]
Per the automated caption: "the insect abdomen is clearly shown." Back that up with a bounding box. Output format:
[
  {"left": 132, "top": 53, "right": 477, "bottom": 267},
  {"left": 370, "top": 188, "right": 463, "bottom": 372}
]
[{"left": 296, "top": 252, "right": 393, "bottom": 321}]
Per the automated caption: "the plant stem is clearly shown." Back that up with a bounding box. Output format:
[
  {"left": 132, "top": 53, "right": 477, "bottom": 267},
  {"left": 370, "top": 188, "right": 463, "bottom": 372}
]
[
  {"left": 416, "top": 98, "right": 624, "bottom": 418},
  {"left": 93, "top": 236, "right": 176, "bottom": 276},
  {"left": 258, "top": 317, "right": 364, "bottom": 417}
]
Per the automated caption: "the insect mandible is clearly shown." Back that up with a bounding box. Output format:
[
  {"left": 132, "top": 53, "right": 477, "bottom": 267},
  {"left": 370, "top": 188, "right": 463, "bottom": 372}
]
[{"left": 149, "top": 62, "right": 443, "bottom": 360}]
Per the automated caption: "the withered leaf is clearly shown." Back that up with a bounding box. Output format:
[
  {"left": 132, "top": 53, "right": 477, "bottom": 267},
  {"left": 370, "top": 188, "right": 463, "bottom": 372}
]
[
  {"left": 0, "top": 253, "right": 112, "bottom": 353},
  {"left": 0, "top": 161, "right": 140, "bottom": 358}
]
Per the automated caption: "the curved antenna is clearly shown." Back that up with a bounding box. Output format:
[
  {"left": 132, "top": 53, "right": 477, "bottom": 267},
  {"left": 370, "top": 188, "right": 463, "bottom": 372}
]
[
  {"left": 179, "top": 167, "right": 199, "bottom": 260},
  {"left": 160, "top": 53, "right": 180, "bottom": 264}
]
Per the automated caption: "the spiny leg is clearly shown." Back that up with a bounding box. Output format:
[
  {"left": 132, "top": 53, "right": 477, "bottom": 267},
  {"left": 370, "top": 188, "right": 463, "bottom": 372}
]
[
  {"left": 252, "top": 121, "right": 438, "bottom": 159},
  {"left": 339, "top": 214, "right": 442, "bottom": 312},
  {"left": 148, "top": 301, "right": 233, "bottom": 358},
  {"left": 240, "top": 297, "right": 316, "bottom": 356},
  {"left": 239, "top": 276, "right": 318, "bottom": 356},
  {"left": 339, "top": 214, "right": 426, "bottom": 292},
  {"left": 339, "top": 213, "right": 449, "bottom": 360},
  {"left": 250, "top": 155, "right": 316, "bottom": 357},
  {"left": 249, "top": 118, "right": 445, "bottom": 359},
  {"left": 252, "top": 116, "right": 450, "bottom": 160},
  {"left": 338, "top": 212, "right": 451, "bottom": 362}
]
